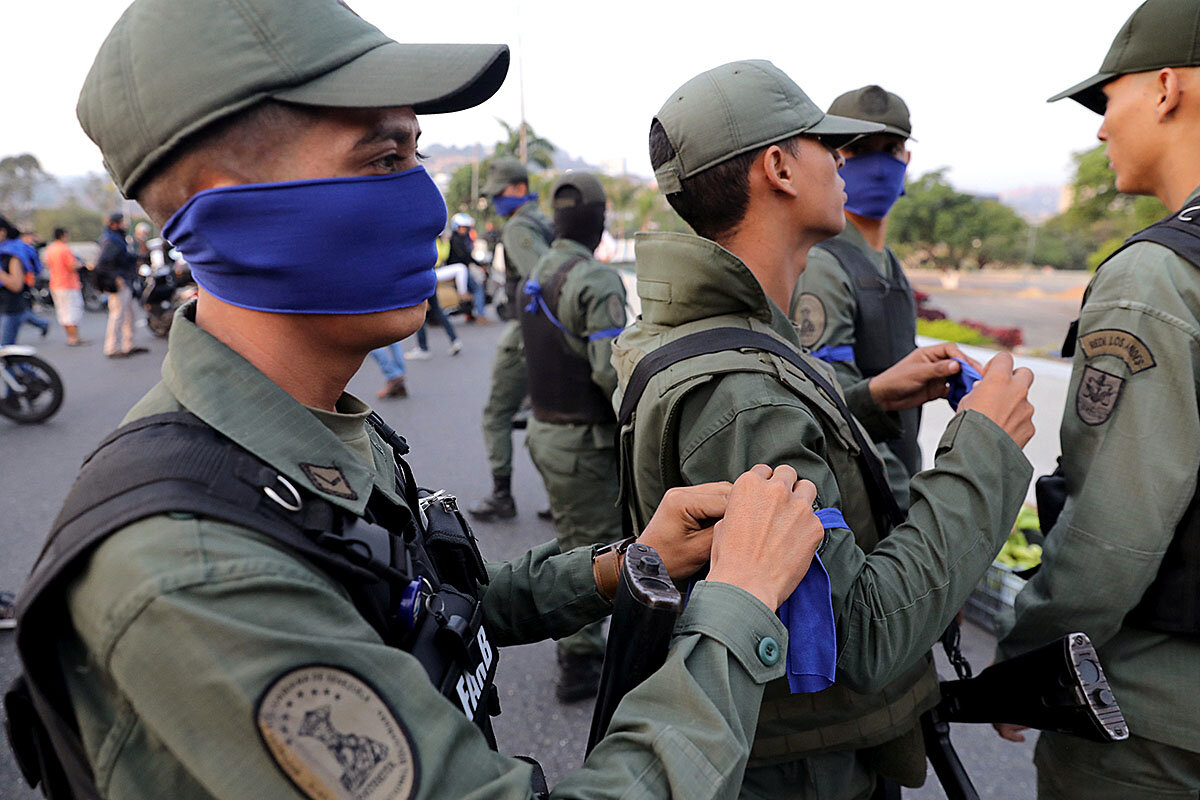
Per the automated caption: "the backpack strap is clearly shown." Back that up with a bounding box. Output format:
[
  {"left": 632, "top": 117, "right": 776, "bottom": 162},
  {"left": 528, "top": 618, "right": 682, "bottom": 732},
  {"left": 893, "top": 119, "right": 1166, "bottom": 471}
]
[{"left": 616, "top": 328, "right": 905, "bottom": 536}]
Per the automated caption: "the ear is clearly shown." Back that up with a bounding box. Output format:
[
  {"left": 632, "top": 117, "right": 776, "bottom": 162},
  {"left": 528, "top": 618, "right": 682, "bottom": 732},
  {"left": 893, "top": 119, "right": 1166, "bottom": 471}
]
[
  {"left": 903, "top": 147, "right": 912, "bottom": 166},
  {"left": 1156, "top": 68, "right": 1182, "bottom": 121},
  {"left": 761, "top": 145, "right": 799, "bottom": 198}
]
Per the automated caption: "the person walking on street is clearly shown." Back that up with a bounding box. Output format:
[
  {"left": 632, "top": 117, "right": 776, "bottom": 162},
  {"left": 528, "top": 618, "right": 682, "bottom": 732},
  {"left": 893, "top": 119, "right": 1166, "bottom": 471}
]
[
  {"left": 3, "top": 4, "right": 837, "bottom": 797},
  {"left": 449, "top": 212, "right": 489, "bottom": 322},
  {"left": 469, "top": 156, "right": 554, "bottom": 520},
  {"left": 96, "top": 212, "right": 148, "bottom": 358},
  {"left": 994, "top": 2, "right": 1200, "bottom": 797},
  {"left": 520, "top": 172, "right": 627, "bottom": 702},
  {"left": 790, "top": 85, "right": 920, "bottom": 509},
  {"left": 369, "top": 342, "right": 408, "bottom": 398},
  {"left": 0, "top": 218, "right": 33, "bottom": 346},
  {"left": 44, "top": 227, "right": 89, "bottom": 346},
  {"left": 619, "top": 59, "right": 1037, "bottom": 799},
  {"left": 405, "top": 288, "right": 462, "bottom": 358}
]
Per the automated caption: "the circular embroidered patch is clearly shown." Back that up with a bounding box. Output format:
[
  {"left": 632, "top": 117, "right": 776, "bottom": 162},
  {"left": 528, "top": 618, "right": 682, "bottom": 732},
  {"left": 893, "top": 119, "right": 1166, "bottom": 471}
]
[
  {"left": 257, "top": 666, "right": 417, "bottom": 800},
  {"left": 605, "top": 294, "right": 627, "bottom": 328},
  {"left": 794, "top": 293, "right": 827, "bottom": 348}
]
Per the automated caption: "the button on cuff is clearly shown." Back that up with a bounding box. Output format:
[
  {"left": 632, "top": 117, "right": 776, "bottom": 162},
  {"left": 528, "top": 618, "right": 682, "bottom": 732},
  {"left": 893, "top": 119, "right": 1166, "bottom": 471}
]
[
  {"left": 757, "top": 636, "right": 781, "bottom": 666},
  {"left": 676, "top": 581, "right": 788, "bottom": 684}
]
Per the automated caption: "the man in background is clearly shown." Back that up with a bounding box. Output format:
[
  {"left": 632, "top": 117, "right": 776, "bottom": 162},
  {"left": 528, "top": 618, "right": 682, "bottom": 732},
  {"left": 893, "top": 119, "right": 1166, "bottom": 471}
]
[
  {"left": 96, "top": 212, "right": 147, "bottom": 358},
  {"left": 44, "top": 227, "right": 88, "bottom": 346}
]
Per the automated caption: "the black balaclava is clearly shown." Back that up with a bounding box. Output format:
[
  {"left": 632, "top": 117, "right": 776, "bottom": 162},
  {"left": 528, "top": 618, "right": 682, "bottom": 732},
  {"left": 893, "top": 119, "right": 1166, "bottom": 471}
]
[{"left": 552, "top": 185, "right": 605, "bottom": 252}]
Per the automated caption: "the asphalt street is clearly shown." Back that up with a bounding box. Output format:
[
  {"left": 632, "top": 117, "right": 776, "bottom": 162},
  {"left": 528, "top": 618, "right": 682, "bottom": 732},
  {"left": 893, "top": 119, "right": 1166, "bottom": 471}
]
[{"left": 0, "top": 305, "right": 1036, "bottom": 798}]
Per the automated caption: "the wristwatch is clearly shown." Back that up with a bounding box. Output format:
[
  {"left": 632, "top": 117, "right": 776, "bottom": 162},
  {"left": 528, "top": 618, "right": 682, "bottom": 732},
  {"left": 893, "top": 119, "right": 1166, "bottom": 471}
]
[{"left": 592, "top": 536, "right": 637, "bottom": 601}]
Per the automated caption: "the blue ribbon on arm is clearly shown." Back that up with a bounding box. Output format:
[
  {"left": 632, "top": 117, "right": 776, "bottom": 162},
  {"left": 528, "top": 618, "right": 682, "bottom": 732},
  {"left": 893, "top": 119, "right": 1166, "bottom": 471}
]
[
  {"left": 588, "top": 327, "right": 624, "bottom": 341},
  {"left": 946, "top": 357, "right": 982, "bottom": 411},
  {"left": 777, "top": 507, "right": 843, "bottom": 694},
  {"left": 522, "top": 277, "right": 573, "bottom": 336},
  {"left": 810, "top": 344, "right": 855, "bottom": 365}
]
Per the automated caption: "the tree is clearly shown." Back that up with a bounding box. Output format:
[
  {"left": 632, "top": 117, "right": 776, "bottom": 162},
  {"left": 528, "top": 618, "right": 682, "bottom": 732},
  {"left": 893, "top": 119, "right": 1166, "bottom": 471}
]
[
  {"left": 77, "top": 172, "right": 122, "bottom": 214},
  {"left": 492, "top": 119, "right": 556, "bottom": 169},
  {"left": 33, "top": 203, "right": 106, "bottom": 243},
  {"left": 0, "top": 153, "right": 54, "bottom": 221}
]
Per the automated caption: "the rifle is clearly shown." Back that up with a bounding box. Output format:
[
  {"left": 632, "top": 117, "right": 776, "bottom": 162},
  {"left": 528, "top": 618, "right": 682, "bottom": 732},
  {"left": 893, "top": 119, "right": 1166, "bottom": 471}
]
[
  {"left": 586, "top": 543, "right": 683, "bottom": 754},
  {"left": 923, "top": 630, "right": 1128, "bottom": 800}
]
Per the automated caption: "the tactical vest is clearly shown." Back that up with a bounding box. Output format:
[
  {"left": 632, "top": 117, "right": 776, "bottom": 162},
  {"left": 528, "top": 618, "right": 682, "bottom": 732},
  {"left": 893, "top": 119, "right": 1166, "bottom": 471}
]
[
  {"left": 1052, "top": 211, "right": 1200, "bottom": 637},
  {"left": 519, "top": 255, "right": 617, "bottom": 425},
  {"left": 3, "top": 411, "right": 509, "bottom": 799},
  {"left": 816, "top": 238, "right": 921, "bottom": 476},
  {"left": 501, "top": 209, "right": 555, "bottom": 322},
  {"left": 615, "top": 319, "right": 938, "bottom": 775}
]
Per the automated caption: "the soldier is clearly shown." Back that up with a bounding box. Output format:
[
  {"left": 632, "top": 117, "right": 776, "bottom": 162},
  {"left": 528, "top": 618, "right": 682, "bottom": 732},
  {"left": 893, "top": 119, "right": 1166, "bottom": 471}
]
[
  {"left": 469, "top": 157, "right": 555, "bottom": 521},
  {"left": 3, "top": 2, "right": 838, "bottom": 798},
  {"left": 790, "top": 85, "right": 920, "bottom": 508},
  {"left": 519, "top": 172, "right": 626, "bottom": 702},
  {"left": 616, "top": 59, "right": 1037, "bottom": 799},
  {"left": 994, "top": 1, "right": 1200, "bottom": 797}
]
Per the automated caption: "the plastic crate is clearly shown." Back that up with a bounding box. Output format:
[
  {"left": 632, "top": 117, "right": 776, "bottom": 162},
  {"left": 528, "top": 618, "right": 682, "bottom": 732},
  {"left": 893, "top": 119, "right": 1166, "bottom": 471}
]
[{"left": 963, "top": 561, "right": 1028, "bottom": 634}]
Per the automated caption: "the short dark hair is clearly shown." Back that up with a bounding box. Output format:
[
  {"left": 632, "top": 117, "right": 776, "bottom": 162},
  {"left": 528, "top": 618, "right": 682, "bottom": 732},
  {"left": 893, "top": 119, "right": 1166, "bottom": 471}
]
[
  {"left": 54, "top": 227, "right": 68, "bottom": 240},
  {"left": 649, "top": 118, "right": 799, "bottom": 241}
]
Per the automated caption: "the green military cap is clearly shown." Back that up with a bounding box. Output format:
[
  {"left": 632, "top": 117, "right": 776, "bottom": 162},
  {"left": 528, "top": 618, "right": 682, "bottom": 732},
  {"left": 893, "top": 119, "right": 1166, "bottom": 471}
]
[
  {"left": 827, "top": 85, "right": 914, "bottom": 140},
  {"left": 480, "top": 157, "right": 530, "bottom": 197},
  {"left": 652, "top": 60, "right": 883, "bottom": 194},
  {"left": 78, "top": 0, "right": 510, "bottom": 197},
  {"left": 551, "top": 171, "right": 606, "bottom": 207},
  {"left": 1050, "top": 0, "right": 1200, "bottom": 114}
]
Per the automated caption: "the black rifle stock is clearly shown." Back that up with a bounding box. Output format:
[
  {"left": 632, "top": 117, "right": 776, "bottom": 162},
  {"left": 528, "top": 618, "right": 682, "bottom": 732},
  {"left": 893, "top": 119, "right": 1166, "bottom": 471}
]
[
  {"left": 586, "top": 543, "right": 683, "bottom": 755},
  {"left": 936, "top": 631, "right": 1129, "bottom": 743}
]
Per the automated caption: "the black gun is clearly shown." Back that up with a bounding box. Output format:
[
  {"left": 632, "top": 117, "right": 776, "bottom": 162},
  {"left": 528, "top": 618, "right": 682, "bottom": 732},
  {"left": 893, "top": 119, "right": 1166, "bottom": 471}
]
[{"left": 586, "top": 543, "right": 683, "bottom": 755}]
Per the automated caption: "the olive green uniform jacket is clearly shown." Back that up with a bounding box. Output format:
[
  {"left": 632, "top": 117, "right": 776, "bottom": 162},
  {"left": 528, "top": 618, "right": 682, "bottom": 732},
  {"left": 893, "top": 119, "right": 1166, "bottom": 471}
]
[
  {"left": 996, "top": 187, "right": 1200, "bottom": 779},
  {"left": 57, "top": 305, "right": 791, "bottom": 799},
  {"left": 789, "top": 223, "right": 915, "bottom": 508},
  {"left": 612, "top": 232, "right": 1031, "bottom": 799},
  {"left": 525, "top": 237, "right": 628, "bottom": 658},
  {"left": 482, "top": 201, "right": 554, "bottom": 478}
]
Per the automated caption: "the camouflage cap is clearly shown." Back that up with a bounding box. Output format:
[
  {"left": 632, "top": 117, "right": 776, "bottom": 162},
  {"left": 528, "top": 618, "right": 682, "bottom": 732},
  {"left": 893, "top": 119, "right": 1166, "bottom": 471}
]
[
  {"left": 480, "top": 157, "right": 530, "bottom": 197},
  {"left": 79, "top": 0, "right": 509, "bottom": 196},
  {"left": 551, "top": 171, "right": 606, "bottom": 207},
  {"left": 652, "top": 60, "right": 882, "bottom": 194},
  {"left": 827, "top": 85, "right": 914, "bottom": 140},
  {"left": 1050, "top": 0, "right": 1200, "bottom": 114}
]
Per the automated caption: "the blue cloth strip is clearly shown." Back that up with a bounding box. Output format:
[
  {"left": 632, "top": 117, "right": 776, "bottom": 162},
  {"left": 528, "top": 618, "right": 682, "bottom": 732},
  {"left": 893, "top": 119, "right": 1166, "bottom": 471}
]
[
  {"left": 522, "top": 278, "right": 573, "bottom": 336},
  {"left": 588, "top": 327, "right": 624, "bottom": 341},
  {"left": 810, "top": 344, "right": 855, "bottom": 364},
  {"left": 946, "top": 357, "right": 983, "bottom": 411},
  {"left": 778, "top": 508, "right": 842, "bottom": 694}
]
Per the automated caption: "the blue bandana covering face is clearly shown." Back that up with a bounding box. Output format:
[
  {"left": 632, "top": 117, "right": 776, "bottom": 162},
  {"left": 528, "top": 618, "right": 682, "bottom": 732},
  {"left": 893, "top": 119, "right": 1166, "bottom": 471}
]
[
  {"left": 492, "top": 193, "right": 537, "bottom": 218},
  {"left": 840, "top": 151, "right": 908, "bottom": 220},
  {"left": 162, "top": 166, "right": 446, "bottom": 314}
]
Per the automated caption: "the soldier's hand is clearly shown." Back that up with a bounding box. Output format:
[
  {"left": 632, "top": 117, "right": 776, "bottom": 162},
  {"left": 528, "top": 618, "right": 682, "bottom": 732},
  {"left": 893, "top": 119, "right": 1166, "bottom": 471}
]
[
  {"left": 958, "top": 353, "right": 1036, "bottom": 447},
  {"left": 993, "top": 722, "right": 1029, "bottom": 743},
  {"left": 867, "top": 343, "right": 981, "bottom": 411},
  {"left": 638, "top": 481, "right": 732, "bottom": 580},
  {"left": 706, "top": 465, "right": 824, "bottom": 611}
]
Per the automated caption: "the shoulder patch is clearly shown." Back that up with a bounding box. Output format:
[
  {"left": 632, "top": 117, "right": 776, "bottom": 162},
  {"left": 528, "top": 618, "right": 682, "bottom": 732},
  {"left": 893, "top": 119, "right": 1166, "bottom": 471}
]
[
  {"left": 1076, "top": 365, "right": 1125, "bottom": 426},
  {"left": 299, "top": 464, "right": 358, "bottom": 500},
  {"left": 794, "top": 293, "right": 827, "bottom": 348},
  {"left": 605, "top": 294, "right": 627, "bottom": 328},
  {"left": 1078, "top": 329, "right": 1156, "bottom": 374},
  {"left": 257, "top": 665, "right": 418, "bottom": 800}
]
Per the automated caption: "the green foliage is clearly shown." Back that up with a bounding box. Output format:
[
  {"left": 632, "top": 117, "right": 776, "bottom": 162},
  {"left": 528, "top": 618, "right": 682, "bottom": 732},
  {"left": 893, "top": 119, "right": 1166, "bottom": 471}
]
[
  {"left": 916, "top": 318, "right": 996, "bottom": 346},
  {"left": 492, "top": 119, "right": 556, "bottom": 169},
  {"left": 0, "top": 153, "right": 54, "bottom": 221},
  {"left": 889, "top": 169, "right": 1030, "bottom": 268},
  {"left": 33, "top": 203, "right": 105, "bottom": 242}
]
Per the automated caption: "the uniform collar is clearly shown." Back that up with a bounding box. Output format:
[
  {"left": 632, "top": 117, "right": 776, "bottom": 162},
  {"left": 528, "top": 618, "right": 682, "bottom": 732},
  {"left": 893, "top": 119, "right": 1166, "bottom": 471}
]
[
  {"left": 835, "top": 218, "right": 879, "bottom": 255},
  {"left": 159, "top": 302, "right": 379, "bottom": 514},
  {"left": 551, "top": 237, "right": 593, "bottom": 258},
  {"left": 633, "top": 231, "right": 799, "bottom": 345}
]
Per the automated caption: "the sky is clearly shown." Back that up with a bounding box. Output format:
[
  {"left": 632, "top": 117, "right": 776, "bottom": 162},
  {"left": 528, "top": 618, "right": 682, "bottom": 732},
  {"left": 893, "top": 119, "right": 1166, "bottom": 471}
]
[{"left": 3, "top": 0, "right": 1140, "bottom": 195}]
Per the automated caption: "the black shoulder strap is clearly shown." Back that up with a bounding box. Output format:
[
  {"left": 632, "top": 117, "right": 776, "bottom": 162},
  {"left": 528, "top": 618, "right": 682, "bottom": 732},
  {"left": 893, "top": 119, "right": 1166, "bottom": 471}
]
[
  {"left": 1063, "top": 211, "right": 1200, "bottom": 358},
  {"left": 817, "top": 238, "right": 874, "bottom": 284},
  {"left": 545, "top": 255, "right": 587, "bottom": 309},
  {"left": 617, "top": 328, "right": 905, "bottom": 533}
]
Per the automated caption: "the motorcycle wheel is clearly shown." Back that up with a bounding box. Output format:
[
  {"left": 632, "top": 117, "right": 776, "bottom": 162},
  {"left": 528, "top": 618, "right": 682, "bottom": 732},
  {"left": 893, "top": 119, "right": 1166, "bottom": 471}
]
[
  {"left": 82, "top": 283, "right": 105, "bottom": 312},
  {"left": 0, "top": 355, "right": 65, "bottom": 424}
]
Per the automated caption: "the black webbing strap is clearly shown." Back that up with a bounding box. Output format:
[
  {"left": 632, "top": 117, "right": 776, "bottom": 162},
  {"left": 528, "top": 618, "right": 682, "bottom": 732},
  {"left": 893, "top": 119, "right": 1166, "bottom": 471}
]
[{"left": 617, "top": 328, "right": 905, "bottom": 532}]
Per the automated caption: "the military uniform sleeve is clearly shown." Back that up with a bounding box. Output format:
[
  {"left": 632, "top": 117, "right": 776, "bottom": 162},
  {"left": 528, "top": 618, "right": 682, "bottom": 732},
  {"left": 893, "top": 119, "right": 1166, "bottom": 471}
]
[
  {"left": 564, "top": 265, "right": 627, "bottom": 400},
  {"left": 501, "top": 218, "right": 550, "bottom": 279},
  {"left": 792, "top": 246, "right": 861, "bottom": 377},
  {"left": 997, "top": 244, "right": 1200, "bottom": 660},
  {"left": 677, "top": 374, "right": 1031, "bottom": 692},
  {"left": 482, "top": 540, "right": 612, "bottom": 647},
  {"left": 68, "top": 516, "right": 786, "bottom": 800}
]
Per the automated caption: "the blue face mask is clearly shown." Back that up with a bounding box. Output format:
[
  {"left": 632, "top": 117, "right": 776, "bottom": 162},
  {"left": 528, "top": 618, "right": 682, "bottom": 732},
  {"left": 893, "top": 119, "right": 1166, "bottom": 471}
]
[
  {"left": 162, "top": 166, "right": 446, "bottom": 314},
  {"left": 839, "top": 151, "right": 908, "bottom": 220},
  {"left": 492, "top": 193, "right": 537, "bottom": 218}
]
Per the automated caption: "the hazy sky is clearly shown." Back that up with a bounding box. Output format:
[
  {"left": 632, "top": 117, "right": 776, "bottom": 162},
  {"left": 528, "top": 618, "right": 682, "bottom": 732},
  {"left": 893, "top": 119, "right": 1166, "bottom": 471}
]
[{"left": 5, "top": 0, "right": 1139, "bottom": 194}]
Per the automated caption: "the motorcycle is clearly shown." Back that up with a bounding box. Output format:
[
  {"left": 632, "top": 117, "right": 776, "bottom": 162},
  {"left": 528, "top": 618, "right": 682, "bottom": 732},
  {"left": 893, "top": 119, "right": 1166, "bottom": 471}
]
[
  {"left": 0, "top": 345, "right": 64, "bottom": 424},
  {"left": 140, "top": 253, "right": 197, "bottom": 338}
]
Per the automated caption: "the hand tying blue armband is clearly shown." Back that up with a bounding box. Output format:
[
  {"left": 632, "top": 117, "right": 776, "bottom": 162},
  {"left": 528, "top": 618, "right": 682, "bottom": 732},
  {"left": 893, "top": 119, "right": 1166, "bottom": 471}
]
[
  {"left": 776, "top": 508, "right": 843, "bottom": 694},
  {"left": 946, "top": 357, "right": 982, "bottom": 411}
]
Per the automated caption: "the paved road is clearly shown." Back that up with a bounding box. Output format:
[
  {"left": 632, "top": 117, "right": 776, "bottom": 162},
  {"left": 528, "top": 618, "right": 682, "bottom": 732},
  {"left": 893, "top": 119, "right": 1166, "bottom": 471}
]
[{"left": 0, "top": 306, "right": 1037, "bottom": 798}]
